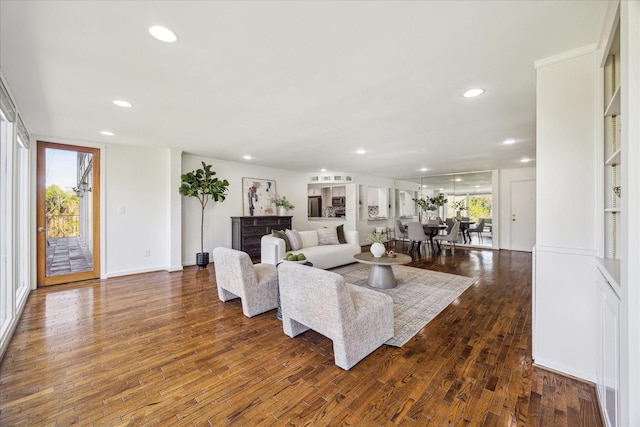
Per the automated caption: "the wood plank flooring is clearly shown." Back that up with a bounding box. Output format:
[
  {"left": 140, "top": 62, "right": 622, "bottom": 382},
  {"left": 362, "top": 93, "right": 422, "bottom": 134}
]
[{"left": 0, "top": 247, "right": 604, "bottom": 426}]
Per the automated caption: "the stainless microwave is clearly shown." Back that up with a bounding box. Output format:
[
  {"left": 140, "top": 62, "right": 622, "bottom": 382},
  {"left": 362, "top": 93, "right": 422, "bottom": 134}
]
[{"left": 332, "top": 197, "right": 345, "bottom": 206}]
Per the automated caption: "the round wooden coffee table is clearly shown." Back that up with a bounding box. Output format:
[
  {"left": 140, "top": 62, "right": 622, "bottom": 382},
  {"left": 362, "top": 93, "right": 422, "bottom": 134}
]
[{"left": 353, "top": 252, "right": 412, "bottom": 289}]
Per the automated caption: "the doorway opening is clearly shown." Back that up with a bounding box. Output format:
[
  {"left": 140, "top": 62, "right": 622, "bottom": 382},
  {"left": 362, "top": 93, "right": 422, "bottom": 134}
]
[{"left": 37, "top": 141, "right": 100, "bottom": 286}]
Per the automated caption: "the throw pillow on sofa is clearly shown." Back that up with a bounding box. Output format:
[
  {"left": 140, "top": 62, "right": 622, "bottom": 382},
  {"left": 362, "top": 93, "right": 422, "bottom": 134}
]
[
  {"left": 317, "top": 227, "right": 340, "bottom": 245},
  {"left": 285, "top": 229, "right": 303, "bottom": 250},
  {"left": 336, "top": 224, "right": 347, "bottom": 244},
  {"left": 271, "top": 229, "right": 291, "bottom": 251}
]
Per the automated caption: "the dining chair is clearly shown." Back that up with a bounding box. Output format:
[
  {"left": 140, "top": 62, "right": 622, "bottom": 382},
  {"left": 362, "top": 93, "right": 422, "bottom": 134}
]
[
  {"left": 385, "top": 225, "right": 395, "bottom": 249},
  {"left": 445, "top": 218, "right": 455, "bottom": 233},
  {"left": 407, "top": 222, "right": 430, "bottom": 255},
  {"left": 394, "top": 220, "right": 408, "bottom": 251},
  {"left": 467, "top": 218, "right": 486, "bottom": 243},
  {"left": 433, "top": 221, "right": 461, "bottom": 254}
]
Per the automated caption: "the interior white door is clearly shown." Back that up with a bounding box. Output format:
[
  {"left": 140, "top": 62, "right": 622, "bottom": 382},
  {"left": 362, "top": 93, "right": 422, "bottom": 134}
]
[{"left": 511, "top": 180, "right": 536, "bottom": 252}]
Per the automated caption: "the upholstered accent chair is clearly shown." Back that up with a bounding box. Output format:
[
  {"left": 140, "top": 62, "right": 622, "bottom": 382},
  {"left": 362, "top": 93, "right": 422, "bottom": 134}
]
[
  {"left": 277, "top": 262, "right": 394, "bottom": 370},
  {"left": 212, "top": 247, "right": 279, "bottom": 318}
]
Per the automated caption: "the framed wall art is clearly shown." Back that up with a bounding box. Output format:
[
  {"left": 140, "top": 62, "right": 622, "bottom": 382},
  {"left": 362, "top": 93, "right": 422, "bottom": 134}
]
[{"left": 242, "top": 177, "right": 276, "bottom": 216}]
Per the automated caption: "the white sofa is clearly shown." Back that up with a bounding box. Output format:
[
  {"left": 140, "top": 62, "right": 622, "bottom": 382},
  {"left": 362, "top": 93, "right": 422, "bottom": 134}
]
[
  {"left": 278, "top": 262, "right": 394, "bottom": 370},
  {"left": 260, "top": 229, "right": 361, "bottom": 269}
]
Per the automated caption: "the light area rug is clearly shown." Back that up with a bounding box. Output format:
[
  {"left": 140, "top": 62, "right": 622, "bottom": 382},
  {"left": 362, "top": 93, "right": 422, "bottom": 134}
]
[{"left": 330, "top": 263, "right": 478, "bottom": 347}]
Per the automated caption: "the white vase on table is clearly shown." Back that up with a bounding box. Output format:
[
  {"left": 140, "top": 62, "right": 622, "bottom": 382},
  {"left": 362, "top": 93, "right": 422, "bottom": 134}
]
[{"left": 370, "top": 242, "right": 386, "bottom": 258}]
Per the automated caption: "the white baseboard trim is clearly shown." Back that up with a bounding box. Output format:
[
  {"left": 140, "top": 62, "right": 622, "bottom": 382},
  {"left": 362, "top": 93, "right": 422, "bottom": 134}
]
[
  {"left": 166, "top": 265, "right": 184, "bottom": 272},
  {"left": 534, "top": 357, "right": 597, "bottom": 384},
  {"left": 105, "top": 266, "right": 166, "bottom": 278}
]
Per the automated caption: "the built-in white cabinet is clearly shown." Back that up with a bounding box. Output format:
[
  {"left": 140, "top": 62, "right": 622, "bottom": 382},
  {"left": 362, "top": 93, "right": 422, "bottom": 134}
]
[
  {"left": 308, "top": 187, "right": 321, "bottom": 196},
  {"left": 367, "top": 187, "right": 379, "bottom": 205},
  {"left": 597, "top": 265, "right": 620, "bottom": 427},
  {"left": 602, "top": 16, "right": 622, "bottom": 260},
  {"left": 331, "top": 186, "right": 345, "bottom": 197},
  {"left": 595, "top": 6, "right": 623, "bottom": 426}
]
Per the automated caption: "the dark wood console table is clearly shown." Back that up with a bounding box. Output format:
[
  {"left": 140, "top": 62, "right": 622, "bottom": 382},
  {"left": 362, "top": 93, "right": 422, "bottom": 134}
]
[{"left": 231, "top": 216, "right": 292, "bottom": 260}]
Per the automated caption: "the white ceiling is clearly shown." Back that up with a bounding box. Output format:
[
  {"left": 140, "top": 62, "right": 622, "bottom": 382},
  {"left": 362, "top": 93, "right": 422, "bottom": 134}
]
[{"left": 0, "top": 0, "right": 607, "bottom": 179}]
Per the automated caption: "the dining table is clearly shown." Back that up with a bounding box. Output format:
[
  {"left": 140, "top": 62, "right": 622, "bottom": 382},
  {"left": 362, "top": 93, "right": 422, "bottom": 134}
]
[
  {"left": 422, "top": 223, "right": 447, "bottom": 251},
  {"left": 457, "top": 220, "right": 475, "bottom": 243}
]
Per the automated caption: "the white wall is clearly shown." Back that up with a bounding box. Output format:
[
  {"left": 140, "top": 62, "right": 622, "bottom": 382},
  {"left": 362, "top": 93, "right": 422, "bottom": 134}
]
[
  {"left": 498, "top": 167, "right": 536, "bottom": 250},
  {"left": 105, "top": 144, "right": 170, "bottom": 277},
  {"left": 534, "top": 49, "right": 599, "bottom": 381},
  {"left": 28, "top": 139, "right": 538, "bottom": 276},
  {"left": 181, "top": 155, "right": 398, "bottom": 260},
  {"left": 181, "top": 154, "right": 308, "bottom": 265},
  {"left": 27, "top": 136, "right": 172, "bottom": 279}
]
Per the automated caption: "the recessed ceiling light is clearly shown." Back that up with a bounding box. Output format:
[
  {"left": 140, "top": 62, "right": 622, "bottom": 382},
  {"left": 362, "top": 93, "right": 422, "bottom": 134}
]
[
  {"left": 113, "top": 100, "right": 132, "bottom": 108},
  {"left": 521, "top": 158, "right": 533, "bottom": 163},
  {"left": 420, "top": 167, "right": 428, "bottom": 172},
  {"left": 422, "top": 185, "right": 428, "bottom": 188},
  {"left": 149, "top": 25, "right": 178, "bottom": 43},
  {"left": 503, "top": 139, "right": 516, "bottom": 145},
  {"left": 243, "top": 155, "right": 252, "bottom": 160},
  {"left": 320, "top": 168, "right": 327, "bottom": 172},
  {"left": 463, "top": 88, "right": 485, "bottom": 98},
  {"left": 356, "top": 149, "right": 366, "bottom": 155},
  {"left": 455, "top": 178, "right": 462, "bottom": 182},
  {"left": 100, "top": 131, "right": 114, "bottom": 136},
  {"left": 475, "top": 185, "right": 480, "bottom": 188}
]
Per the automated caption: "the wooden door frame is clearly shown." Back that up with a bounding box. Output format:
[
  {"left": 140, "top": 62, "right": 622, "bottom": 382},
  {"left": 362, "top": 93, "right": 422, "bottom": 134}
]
[{"left": 36, "top": 141, "right": 101, "bottom": 286}]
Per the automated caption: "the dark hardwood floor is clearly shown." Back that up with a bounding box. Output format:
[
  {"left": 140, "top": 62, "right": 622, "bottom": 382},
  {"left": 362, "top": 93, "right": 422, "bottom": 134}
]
[{"left": 0, "top": 245, "right": 604, "bottom": 426}]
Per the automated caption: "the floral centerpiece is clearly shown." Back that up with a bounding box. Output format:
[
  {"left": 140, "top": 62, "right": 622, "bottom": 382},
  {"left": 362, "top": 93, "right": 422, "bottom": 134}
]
[
  {"left": 413, "top": 194, "right": 448, "bottom": 221},
  {"left": 451, "top": 200, "right": 467, "bottom": 219}
]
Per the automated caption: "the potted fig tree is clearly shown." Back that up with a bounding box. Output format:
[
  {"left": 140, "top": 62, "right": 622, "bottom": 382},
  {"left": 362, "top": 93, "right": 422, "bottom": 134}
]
[{"left": 179, "top": 162, "right": 230, "bottom": 268}]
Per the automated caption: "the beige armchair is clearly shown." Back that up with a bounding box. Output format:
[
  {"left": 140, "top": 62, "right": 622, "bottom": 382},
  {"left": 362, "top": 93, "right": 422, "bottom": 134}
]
[
  {"left": 212, "top": 247, "right": 279, "bottom": 318},
  {"left": 277, "top": 262, "right": 394, "bottom": 370}
]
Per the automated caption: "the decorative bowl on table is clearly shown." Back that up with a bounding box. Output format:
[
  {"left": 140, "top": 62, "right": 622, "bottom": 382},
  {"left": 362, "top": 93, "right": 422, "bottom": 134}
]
[{"left": 283, "top": 253, "right": 308, "bottom": 263}]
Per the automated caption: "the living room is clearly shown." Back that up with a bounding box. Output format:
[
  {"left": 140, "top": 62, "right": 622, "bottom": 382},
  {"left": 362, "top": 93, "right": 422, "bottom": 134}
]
[{"left": 1, "top": 1, "right": 639, "bottom": 426}]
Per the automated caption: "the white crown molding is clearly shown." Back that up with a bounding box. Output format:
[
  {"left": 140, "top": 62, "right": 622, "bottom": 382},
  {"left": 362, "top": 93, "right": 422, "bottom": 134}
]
[{"left": 534, "top": 44, "right": 598, "bottom": 69}]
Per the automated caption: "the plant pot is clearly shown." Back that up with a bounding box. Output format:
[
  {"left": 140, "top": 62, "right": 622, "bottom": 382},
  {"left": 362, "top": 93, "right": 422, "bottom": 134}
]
[
  {"left": 370, "top": 242, "right": 386, "bottom": 258},
  {"left": 196, "top": 252, "right": 209, "bottom": 269},
  {"left": 277, "top": 206, "right": 288, "bottom": 216}
]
